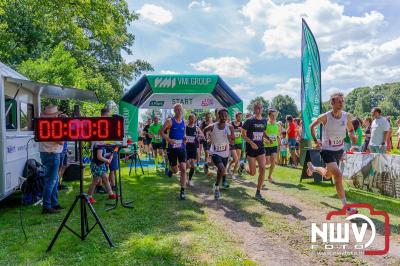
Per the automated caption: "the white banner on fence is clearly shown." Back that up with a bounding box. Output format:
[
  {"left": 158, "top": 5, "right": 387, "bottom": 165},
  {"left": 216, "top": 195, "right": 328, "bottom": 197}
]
[{"left": 342, "top": 153, "right": 400, "bottom": 198}]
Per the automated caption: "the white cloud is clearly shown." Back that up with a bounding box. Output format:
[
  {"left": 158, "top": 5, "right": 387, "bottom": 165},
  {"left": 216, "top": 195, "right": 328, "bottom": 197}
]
[
  {"left": 323, "top": 37, "right": 400, "bottom": 86},
  {"left": 191, "top": 56, "right": 250, "bottom": 78},
  {"left": 138, "top": 4, "right": 173, "bottom": 25},
  {"left": 262, "top": 78, "right": 301, "bottom": 105},
  {"left": 328, "top": 37, "right": 400, "bottom": 66},
  {"left": 241, "top": 0, "right": 384, "bottom": 58},
  {"left": 232, "top": 83, "right": 251, "bottom": 92},
  {"left": 160, "top": 70, "right": 180, "bottom": 74},
  {"left": 188, "top": 1, "right": 212, "bottom": 12},
  {"left": 244, "top": 26, "right": 256, "bottom": 37}
]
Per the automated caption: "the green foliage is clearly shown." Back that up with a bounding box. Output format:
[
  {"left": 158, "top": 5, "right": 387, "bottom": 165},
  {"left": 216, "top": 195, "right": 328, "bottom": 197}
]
[
  {"left": 271, "top": 95, "right": 299, "bottom": 122},
  {"left": 247, "top": 96, "right": 269, "bottom": 117},
  {"left": 0, "top": 0, "right": 153, "bottom": 105},
  {"left": 80, "top": 102, "right": 107, "bottom": 117},
  {"left": 247, "top": 95, "right": 299, "bottom": 121},
  {"left": 331, "top": 82, "right": 400, "bottom": 119},
  {"left": 141, "top": 109, "right": 162, "bottom": 122}
]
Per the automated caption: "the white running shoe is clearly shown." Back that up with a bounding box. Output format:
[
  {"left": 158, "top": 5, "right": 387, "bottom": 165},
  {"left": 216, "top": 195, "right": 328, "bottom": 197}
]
[
  {"left": 307, "top": 162, "right": 315, "bottom": 177},
  {"left": 189, "top": 180, "right": 194, "bottom": 187}
]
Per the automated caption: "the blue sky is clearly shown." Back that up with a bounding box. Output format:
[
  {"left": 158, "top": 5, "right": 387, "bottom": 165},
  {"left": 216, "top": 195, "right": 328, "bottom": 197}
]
[{"left": 125, "top": 0, "right": 400, "bottom": 109}]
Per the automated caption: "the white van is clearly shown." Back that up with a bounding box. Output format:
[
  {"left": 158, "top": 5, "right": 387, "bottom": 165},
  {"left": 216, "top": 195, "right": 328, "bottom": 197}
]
[{"left": 0, "top": 62, "right": 97, "bottom": 201}]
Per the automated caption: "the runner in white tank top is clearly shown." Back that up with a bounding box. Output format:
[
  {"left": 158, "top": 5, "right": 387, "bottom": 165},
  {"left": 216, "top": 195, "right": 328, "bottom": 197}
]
[
  {"left": 321, "top": 110, "right": 348, "bottom": 151},
  {"left": 203, "top": 108, "right": 234, "bottom": 200},
  {"left": 307, "top": 92, "right": 358, "bottom": 216},
  {"left": 210, "top": 123, "right": 231, "bottom": 158}
]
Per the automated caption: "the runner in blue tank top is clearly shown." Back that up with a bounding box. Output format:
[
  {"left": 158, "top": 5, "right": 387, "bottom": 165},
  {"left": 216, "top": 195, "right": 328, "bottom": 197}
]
[{"left": 160, "top": 103, "right": 188, "bottom": 200}]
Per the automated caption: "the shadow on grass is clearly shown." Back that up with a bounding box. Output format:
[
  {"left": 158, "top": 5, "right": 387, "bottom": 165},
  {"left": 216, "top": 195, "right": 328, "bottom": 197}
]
[
  {"left": 194, "top": 175, "right": 307, "bottom": 226},
  {"left": 273, "top": 181, "right": 308, "bottom": 191},
  {"left": 265, "top": 201, "right": 306, "bottom": 221},
  {"left": 231, "top": 176, "right": 307, "bottom": 221},
  {"left": 0, "top": 169, "right": 211, "bottom": 265}
]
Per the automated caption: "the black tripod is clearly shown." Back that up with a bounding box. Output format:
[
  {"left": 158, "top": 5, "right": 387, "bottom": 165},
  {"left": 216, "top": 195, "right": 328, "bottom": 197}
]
[
  {"left": 47, "top": 141, "right": 114, "bottom": 251},
  {"left": 106, "top": 146, "right": 134, "bottom": 211},
  {"left": 129, "top": 144, "right": 144, "bottom": 176}
]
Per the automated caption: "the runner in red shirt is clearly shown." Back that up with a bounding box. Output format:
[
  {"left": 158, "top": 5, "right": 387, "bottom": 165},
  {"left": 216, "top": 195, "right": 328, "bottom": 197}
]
[{"left": 286, "top": 115, "right": 298, "bottom": 167}]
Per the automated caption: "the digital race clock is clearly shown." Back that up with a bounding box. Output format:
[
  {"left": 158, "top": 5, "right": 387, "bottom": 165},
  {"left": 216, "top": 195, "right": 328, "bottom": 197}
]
[{"left": 34, "top": 116, "right": 124, "bottom": 142}]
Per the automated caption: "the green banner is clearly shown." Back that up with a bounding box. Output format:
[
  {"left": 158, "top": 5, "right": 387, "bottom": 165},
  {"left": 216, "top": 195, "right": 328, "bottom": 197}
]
[
  {"left": 301, "top": 19, "right": 321, "bottom": 140},
  {"left": 147, "top": 74, "right": 218, "bottom": 94},
  {"left": 119, "top": 100, "right": 139, "bottom": 142}
]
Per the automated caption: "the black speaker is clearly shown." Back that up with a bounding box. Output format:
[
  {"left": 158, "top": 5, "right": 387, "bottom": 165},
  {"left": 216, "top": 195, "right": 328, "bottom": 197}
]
[{"left": 62, "top": 164, "right": 83, "bottom": 181}]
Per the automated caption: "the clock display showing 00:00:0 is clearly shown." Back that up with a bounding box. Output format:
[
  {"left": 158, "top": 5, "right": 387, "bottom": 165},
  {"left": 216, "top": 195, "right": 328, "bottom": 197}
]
[{"left": 38, "top": 119, "right": 122, "bottom": 140}]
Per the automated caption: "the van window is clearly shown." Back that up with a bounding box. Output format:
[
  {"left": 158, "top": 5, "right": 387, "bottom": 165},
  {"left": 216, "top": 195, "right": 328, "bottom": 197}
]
[
  {"left": 20, "top": 102, "right": 34, "bottom": 131},
  {"left": 5, "top": 98, "right": 17, "bottom": 130}
]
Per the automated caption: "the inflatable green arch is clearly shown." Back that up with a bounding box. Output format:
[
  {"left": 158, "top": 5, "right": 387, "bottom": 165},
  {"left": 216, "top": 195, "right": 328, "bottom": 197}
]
[{"left": 119, "top": 74, "right": 243, "bottom": 142}]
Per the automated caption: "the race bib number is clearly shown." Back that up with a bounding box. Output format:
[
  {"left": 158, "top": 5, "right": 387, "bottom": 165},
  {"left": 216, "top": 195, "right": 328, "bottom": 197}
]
[
  {"left": 186, "top": 136, "right": 195, "bottom": 143},
  {"left": 155, "top": 135, "right": 162, "bottom": 141},
  {"left": 329, "top": 137, "right": 343, "bottom": 147},
  {"left": 269, "top": 135, "right": 276, "bottom": 141},
  {"left": 214, "top": 144, "right": 227, "bottom": 152},
  {"left": 173, "top": 139, "right": 183, "bottom": 148},
  {"left": 253, "top": 132, "right": 263, "bottom": 141},
  {"left": 234, "top": 131, "right": 241, "bottom": 138}
]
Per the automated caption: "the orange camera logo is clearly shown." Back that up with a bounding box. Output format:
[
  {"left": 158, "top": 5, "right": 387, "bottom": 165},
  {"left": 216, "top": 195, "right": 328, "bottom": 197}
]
[{"left": 311, "top": 203, "right": 389, "bottom": 255}]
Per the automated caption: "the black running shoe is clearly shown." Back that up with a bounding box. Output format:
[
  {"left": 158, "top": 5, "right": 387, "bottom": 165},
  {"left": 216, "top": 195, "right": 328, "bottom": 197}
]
[
  {"left": 223, "top": 179, "right": 229, "bottom": 188},
  {"left": 214, "top": 189, "right": 221, "bottom": 200},
  {"left": 255, "top": 192, "right": 265, "bottom": 201},
  {"left": 204, "top": 164, "right": 209, "bottom": 175},
  {"left": 180, "top": 191, "right": 186, "bottom": 200},
  {"left": 167, "top": 169, "right": 173, "bottom": 177},
  {"left": 238, "top": 163, "right": 244, "bottom": 175}
]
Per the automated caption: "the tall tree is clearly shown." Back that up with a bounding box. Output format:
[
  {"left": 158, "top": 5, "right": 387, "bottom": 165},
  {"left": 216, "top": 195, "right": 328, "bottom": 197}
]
[
  {"left": 323, "top": 82, "right": 400, "bottom": 118},
  {"left": 271, "top": 95, "right": 299, "bottom": 122},
  {"left": 247, "top": 96, "right": 269, "bottom": 117},
  {"left": 0, "top": 0, "right": 152, "bottom": 103}
]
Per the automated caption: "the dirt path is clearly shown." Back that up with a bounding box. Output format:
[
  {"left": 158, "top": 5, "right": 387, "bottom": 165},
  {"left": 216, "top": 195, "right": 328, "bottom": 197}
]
[
  {"left": 191, "top": 186, "right": 313, "bottom": 265},
  {"left": 189, "top": 174, "right": 400, "bottom": 266}
]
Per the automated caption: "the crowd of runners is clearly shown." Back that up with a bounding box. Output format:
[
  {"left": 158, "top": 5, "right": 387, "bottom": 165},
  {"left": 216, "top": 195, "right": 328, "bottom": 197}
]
[
  {"left": 137, "top": 102, "right": 281, "bottom": 201},
  {"left": 133, "top": 93, "right": 365, "bottom": 215}
]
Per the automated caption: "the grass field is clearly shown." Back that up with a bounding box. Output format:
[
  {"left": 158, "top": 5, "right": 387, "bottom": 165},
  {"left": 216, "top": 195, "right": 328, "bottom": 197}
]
[{"left": 1, "top": 161, "right": 400, "bottom": 265}]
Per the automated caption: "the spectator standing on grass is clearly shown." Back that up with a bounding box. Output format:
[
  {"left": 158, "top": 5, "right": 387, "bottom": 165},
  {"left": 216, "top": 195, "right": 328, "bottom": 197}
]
[
  {"left": 369, "top": 107, "right": 390, "bottom": 154},
  {"left": 350, "top": 118, "right": 363, "bottom": 152},
  {"left": 39, "top": 105, "right": 64, "bottom": 214},
  {"left": 362, "top": 117, "right": 372, "bottom": 152},
  {"left": 143, "top": 118, "right": 152, "bottom": 156}
]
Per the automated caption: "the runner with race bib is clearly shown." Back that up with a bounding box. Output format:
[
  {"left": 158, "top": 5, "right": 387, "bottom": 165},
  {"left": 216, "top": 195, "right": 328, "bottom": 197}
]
[
  {"left": 227, "top": 112, "right": 243, "bottom": 178},
  {"left": 200, "top": 112, "right": 214, "bottom": 175},
  {"left": 148, "top": 116, "right": 163, "bottom": 170},
  {"left": 185, "top": 113, "right": 204, "bottom": 187},
  {"left": 307, "top": 92, "right": 358, "bottom": 215},
  {"left": 203, "top": 108, "right": 234, "bottom": 200},
  {"left": 242, "top": 101, "right": 271, "bottom": 201},
  {"left": 264, "top": 109, "right": 281, "bottom": 183},
  {"left": 160, "top": 103, "right": 188, "bottom": 200}
]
